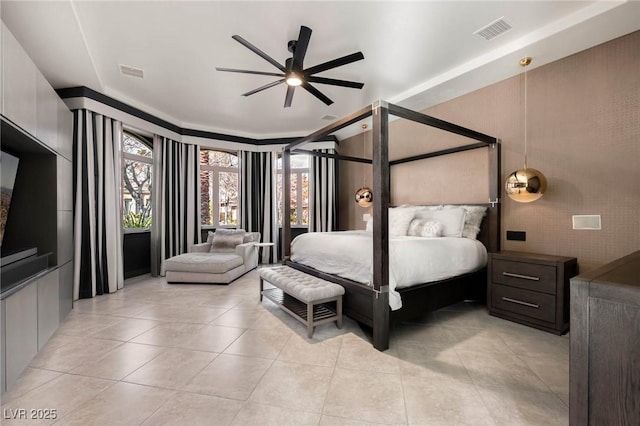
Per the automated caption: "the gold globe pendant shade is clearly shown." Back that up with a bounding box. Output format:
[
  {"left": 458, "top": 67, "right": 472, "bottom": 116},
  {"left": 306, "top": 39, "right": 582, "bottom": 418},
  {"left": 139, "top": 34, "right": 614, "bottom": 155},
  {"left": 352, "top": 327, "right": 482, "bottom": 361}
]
[
  {"left": 505, "top": 167, "right": 547, "bottom": 203},
  {"left": 506, "top": 56, "right": 547, "bottom": 203},
  {"left": 355, "top": 187, "right": 373, "bottom": 207},
  {"left": 354, "top": 123, "right": 373, "bottom": 208}
]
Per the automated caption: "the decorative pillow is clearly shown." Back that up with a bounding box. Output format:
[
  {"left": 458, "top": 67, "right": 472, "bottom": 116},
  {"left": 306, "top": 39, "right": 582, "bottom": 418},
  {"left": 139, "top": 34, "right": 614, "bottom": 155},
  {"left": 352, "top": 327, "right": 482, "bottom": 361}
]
[
  {"left": 443, "top": 205, "right": 487, "bottom": 239},
  {"left": 389, "top": 207, "right": 419, "bottom": 237},
  {"left": 365, "top": 207, "right": 418, "bottom": 236},
  {"left": 414, "top": 207, "right": 466, "bottom": 237},
  {"left": 408, "top": 219, "right": 443, "bottom": 238},
  {"left": 210, "top": 229, "right": 245, "bottom": 252},
  {"left": 243, "top": 232, "right": 259, "bottom": 243},
  {"left": 208, "top": 229, "right": 254, "bottom": 244}
]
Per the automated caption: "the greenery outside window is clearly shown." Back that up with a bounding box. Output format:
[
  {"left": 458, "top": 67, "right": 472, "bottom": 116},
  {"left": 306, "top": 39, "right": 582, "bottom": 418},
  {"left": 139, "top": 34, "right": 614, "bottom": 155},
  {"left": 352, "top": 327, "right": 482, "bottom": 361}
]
[
  {"left": 122, "top": 132, "right": 153, "bottom": 230},
  {"left": 200, "top": 150, "right": 239, "bottom": 228},
  {"left": 277, "top": 155, "right": 309, "bottom": 227}
]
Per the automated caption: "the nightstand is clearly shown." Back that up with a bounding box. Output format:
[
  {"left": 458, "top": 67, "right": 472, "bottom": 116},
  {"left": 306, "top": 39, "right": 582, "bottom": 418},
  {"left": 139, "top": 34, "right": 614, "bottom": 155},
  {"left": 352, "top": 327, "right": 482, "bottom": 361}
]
[{"left": 487, "top": 251, "right": 578, "bottom": 334}]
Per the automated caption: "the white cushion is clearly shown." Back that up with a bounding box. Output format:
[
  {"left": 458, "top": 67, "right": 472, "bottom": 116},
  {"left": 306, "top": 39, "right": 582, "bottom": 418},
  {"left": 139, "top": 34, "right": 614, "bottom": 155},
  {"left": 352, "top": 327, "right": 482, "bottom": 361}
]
[
  {"left": 165, "top": 252, "right": 243, "bottom": 274},
  {"left": 414, "top": 207, "right": 466, "bottom": 237},
  {"left": 243, "top": 232, "right": 260, "bottom": 243},
  {"left": 389, "top": 208, "right": 416, "bottom": 237},
  {"left": 407, "top": 219, "right": 443, "bottom": 237},
  {"left": 210, "top": 229, "right": 245, "bottom": 252},
  {"left": 442, "top": 205, "right": 487, "bottom": 240},
  {"left": 368, "top": 207, "right": 419, "bottom": 237},
  {"left": 366, "top": 204, "right": 486, "bottom": 239},
  {"left": 260, "top": 266, "right": 344, "bottom": 302},
  {"left": 207, "top": 230, "right": 260, "bottom": 244}
]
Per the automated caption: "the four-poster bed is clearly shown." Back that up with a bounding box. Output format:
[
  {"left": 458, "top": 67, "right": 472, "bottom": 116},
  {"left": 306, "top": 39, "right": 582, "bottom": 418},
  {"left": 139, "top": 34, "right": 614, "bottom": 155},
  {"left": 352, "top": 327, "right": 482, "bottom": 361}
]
[{"left": 281, "top": 100, "right": 501, "bottom": 351}]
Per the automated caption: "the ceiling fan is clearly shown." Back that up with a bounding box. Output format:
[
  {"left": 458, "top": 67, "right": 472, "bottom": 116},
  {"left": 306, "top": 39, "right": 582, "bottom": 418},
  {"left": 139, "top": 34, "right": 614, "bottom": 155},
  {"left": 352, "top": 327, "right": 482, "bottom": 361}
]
[{"left": 216, "top": 26, "right": 364, "bottom": 107}]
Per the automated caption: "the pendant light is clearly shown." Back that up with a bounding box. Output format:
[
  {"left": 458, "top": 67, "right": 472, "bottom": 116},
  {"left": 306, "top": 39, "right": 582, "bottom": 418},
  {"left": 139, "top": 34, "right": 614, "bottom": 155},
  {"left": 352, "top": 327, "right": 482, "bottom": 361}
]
[
  {"left": 505, "top": 57, "right": 547, "bottom": 203},
  {"left": 355, "top": 123, "right": 373, "bottom": 207}
]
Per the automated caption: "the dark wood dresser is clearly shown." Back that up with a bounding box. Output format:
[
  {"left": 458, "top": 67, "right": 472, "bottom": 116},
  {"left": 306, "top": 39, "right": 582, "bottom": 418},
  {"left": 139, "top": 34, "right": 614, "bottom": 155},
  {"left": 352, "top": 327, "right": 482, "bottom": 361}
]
[
  {"left": 570, "top": 250, "right": 640, "bottom": 426},
  {"left": 487, "top": 251, "right": 577, "bottom": 334}
]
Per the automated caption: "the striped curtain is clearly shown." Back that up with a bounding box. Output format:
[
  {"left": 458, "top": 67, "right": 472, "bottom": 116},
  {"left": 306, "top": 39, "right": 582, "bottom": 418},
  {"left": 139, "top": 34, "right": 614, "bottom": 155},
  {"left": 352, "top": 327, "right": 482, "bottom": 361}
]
[
  {"left": 152, "top": 137, "right": 200, "bottom": 276},
  {"left": 73, "top": 110, "right": 124, "bottom": 299},
  {"left": 240, "top": 151, "right": 277, "bottom": 263},
  {"left": 309, "top": 148, "right": 337, "bottom": 232}
]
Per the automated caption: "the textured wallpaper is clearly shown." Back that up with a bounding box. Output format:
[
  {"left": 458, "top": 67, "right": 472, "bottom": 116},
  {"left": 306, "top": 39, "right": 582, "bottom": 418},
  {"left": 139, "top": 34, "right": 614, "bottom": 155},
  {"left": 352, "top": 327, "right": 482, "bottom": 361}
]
[{"left": 338, "top": 30, "right": 640, "bottom": 272}]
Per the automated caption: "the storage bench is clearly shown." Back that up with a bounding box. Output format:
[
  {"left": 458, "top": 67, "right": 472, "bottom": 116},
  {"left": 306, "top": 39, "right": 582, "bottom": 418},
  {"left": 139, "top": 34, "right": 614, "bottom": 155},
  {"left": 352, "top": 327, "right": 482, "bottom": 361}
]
[{"left": 259, "top": 266, "right": 344, "bottom": 338}]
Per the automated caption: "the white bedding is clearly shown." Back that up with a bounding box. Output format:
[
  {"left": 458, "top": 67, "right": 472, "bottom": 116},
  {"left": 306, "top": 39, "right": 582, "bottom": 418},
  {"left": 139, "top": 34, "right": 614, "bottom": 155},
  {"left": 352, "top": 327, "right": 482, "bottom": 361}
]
[{"left": 290, "top": 231, "right": 487, "bottom": 310}]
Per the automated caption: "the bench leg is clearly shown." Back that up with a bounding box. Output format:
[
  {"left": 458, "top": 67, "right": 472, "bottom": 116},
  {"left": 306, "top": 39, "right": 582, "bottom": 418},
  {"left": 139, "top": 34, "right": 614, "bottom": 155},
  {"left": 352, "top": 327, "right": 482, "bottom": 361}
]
[
  {"left": 259, "top": 278, "right": 263, "bottom": 301},
  {"left": 307, "top": 303, "right": 314, "bottom": 338},
  {"left": 336, "top": 297, "right": 343, "bottom": 329}
]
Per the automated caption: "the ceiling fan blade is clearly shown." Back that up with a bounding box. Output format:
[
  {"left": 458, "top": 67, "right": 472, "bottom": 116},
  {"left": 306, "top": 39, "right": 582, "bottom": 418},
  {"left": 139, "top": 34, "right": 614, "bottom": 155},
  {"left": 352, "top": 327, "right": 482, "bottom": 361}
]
[
  {"left": 231, "top": 35, "right": 287, "bottom": 73},
  {"left": 304, "top": 52, "right": 364, "bottom": 75},
  {"left": 292, "top": 26, "right": 312, "bottom": 71},
  {"left": 307, "top": 76, "right": 364, "bottom": 89},
  {"left": 284, "top": 86, "right": 295, "bottom": 108},
  {"left": 302, "top": 82, "right": 333, "bottom": 105},
  {"left": 242, "top": 79, "right": 285, "bottom": 96},
  {"left": 216, "top": 67, "right": 284, "bottom": 77}
]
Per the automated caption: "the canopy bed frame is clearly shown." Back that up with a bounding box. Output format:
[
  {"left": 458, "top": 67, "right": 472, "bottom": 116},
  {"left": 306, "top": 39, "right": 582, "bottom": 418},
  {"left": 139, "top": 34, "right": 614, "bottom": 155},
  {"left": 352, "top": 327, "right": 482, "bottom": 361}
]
[{"left": 281, "top": 100, "right": 501, "bottom": 351}]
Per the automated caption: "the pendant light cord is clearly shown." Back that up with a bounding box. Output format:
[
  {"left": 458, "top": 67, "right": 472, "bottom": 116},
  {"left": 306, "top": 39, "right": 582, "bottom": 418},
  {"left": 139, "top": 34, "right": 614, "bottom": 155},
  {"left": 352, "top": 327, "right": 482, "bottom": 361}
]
[
  {"left": 362, "top": 123, "right": 368, "bottom": 186},
  {"left": 523, "top": 62, "right": 528, "bottom": 169}
]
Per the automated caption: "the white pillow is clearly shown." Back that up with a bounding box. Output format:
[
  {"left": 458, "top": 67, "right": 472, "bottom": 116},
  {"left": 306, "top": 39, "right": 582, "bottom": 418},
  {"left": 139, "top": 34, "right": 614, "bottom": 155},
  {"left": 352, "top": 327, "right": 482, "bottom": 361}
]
[
  {"left": 388, "top": 207, "right": 418, "bottom": 237},
  {"left": 443, "top": 205, "right": 487, "bottom": 239},
  {"left": 364, "top": 207, "right": 418, "bottom": 236},
  {"left": 414, "top": 207, "right": 466, "bottom": 237},
  {"left": 210, "top": 229, "right": 245, "bottom": 252},
  {"left": 408, "top": 219, "right": 443, "bottom": 237}
]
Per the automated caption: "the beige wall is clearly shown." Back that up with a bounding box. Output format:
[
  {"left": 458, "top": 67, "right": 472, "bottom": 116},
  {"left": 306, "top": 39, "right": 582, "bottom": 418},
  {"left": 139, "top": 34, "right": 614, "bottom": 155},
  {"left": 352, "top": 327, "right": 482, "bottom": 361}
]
[{"left": 338, "top": 31, "right": 640, "bottom": 272}]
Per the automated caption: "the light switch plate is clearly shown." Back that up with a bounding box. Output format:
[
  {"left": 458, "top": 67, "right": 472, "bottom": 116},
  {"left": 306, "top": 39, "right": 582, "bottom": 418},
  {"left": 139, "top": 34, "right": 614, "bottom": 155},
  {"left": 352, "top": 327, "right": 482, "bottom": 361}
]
[{"left": 363, "top": 214, "right": 371, "bottom": 222}]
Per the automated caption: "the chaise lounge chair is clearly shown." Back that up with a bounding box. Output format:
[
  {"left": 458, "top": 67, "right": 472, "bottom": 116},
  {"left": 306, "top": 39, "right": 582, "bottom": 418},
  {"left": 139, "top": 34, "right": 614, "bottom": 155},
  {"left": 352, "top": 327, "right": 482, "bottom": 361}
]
[{"left": 165, "top": 229, "right": 261, "bottom": 284}]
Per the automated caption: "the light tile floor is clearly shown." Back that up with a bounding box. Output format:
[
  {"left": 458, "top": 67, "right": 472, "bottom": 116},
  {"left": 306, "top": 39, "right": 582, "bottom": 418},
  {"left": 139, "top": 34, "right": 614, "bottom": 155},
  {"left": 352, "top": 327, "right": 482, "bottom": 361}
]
[{"left": 1, "top": 270, "right": 569, "bottom": 425}]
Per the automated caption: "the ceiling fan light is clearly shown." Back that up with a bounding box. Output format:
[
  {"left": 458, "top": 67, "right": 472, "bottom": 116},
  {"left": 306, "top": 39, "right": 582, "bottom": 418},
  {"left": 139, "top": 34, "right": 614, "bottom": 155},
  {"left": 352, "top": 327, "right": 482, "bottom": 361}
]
[{"left": 286, "top": 73, "right": 303, "bottom": 86}]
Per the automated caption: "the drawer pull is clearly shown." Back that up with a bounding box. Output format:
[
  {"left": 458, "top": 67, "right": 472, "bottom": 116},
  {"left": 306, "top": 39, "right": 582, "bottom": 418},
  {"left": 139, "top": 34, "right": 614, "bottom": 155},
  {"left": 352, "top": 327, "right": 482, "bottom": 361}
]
[
  {"left": 502, "top": 297, "right": 539, "bottom": 309},
  {"left": 502, "top": 272, "right": 540, "bottom": 281}
]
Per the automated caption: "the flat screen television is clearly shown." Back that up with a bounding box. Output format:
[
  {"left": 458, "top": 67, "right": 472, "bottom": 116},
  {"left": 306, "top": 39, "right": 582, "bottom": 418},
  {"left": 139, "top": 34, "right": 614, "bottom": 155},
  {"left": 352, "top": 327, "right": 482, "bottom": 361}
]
[{"left": 1, "top": 150, "right": 20, "bottom": 247}]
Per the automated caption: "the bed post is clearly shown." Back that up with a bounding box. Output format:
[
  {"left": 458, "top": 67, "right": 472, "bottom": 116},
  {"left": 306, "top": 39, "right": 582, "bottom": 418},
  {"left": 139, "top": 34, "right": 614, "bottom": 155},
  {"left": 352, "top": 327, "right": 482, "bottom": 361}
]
[
  {"left": 282, "top": 148, "right": 292, "bottom": 261},
  {"left": 372, "top": 100, "right": 390, "bottom": 351},
  {"left": 488, "top": 140, "right": 501, "bottom": 253}
]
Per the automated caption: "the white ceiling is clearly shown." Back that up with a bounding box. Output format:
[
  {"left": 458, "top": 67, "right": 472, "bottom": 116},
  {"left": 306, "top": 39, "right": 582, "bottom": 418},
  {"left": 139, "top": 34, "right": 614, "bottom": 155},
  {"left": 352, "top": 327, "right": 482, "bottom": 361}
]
[{"left": 2, "top": 1, "right": 639, "bottom": 140}]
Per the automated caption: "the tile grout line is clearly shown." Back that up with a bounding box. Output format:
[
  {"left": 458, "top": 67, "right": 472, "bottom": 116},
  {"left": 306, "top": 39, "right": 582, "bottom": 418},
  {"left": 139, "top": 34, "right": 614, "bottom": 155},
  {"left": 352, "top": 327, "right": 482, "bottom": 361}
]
[{"left": 318, "top": 333, "right": 344, "bottom": 422}]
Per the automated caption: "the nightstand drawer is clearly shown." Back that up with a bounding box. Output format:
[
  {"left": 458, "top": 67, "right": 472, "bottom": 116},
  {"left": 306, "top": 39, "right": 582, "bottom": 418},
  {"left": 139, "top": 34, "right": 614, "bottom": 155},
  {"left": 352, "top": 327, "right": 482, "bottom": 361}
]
[
  {"left": 491, "top": 284, "right": 556, "bottom": 323},
  {"left": 492, "top": 259, "right": 556, "bottom": 294}
]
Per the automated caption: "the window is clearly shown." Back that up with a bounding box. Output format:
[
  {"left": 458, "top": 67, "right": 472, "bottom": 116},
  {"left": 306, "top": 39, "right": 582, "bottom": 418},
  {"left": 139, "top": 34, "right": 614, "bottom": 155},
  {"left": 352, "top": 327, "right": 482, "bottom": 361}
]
[
  {"left": 200, "top": 150, "right": 239, "bottom": 227},
  {"left": 122, "top": 132, "right": 153, "bottom": 230},
  {"left": 277, "top": 155, "right": 309, "bottom": 227}
]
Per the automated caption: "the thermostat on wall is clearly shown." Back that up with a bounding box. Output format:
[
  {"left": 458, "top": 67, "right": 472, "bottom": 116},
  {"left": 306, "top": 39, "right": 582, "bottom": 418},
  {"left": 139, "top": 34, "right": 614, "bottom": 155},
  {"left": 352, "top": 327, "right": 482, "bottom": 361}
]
[{"left": 572, "top": 215, "right": 601, "bottom": 230}]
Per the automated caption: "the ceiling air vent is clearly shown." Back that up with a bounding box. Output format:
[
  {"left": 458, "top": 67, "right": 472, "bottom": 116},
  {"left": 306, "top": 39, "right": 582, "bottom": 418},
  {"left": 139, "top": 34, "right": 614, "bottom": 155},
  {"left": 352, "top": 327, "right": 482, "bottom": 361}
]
[
  {"left": 321, "top": 114, "right": 338, "bottom": 121},
  {"left": 473, "top": 17, "right": 512, "bottom": 41},
  {"left": 120, "top": 64, "right": 144, "bottom": 78}
]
